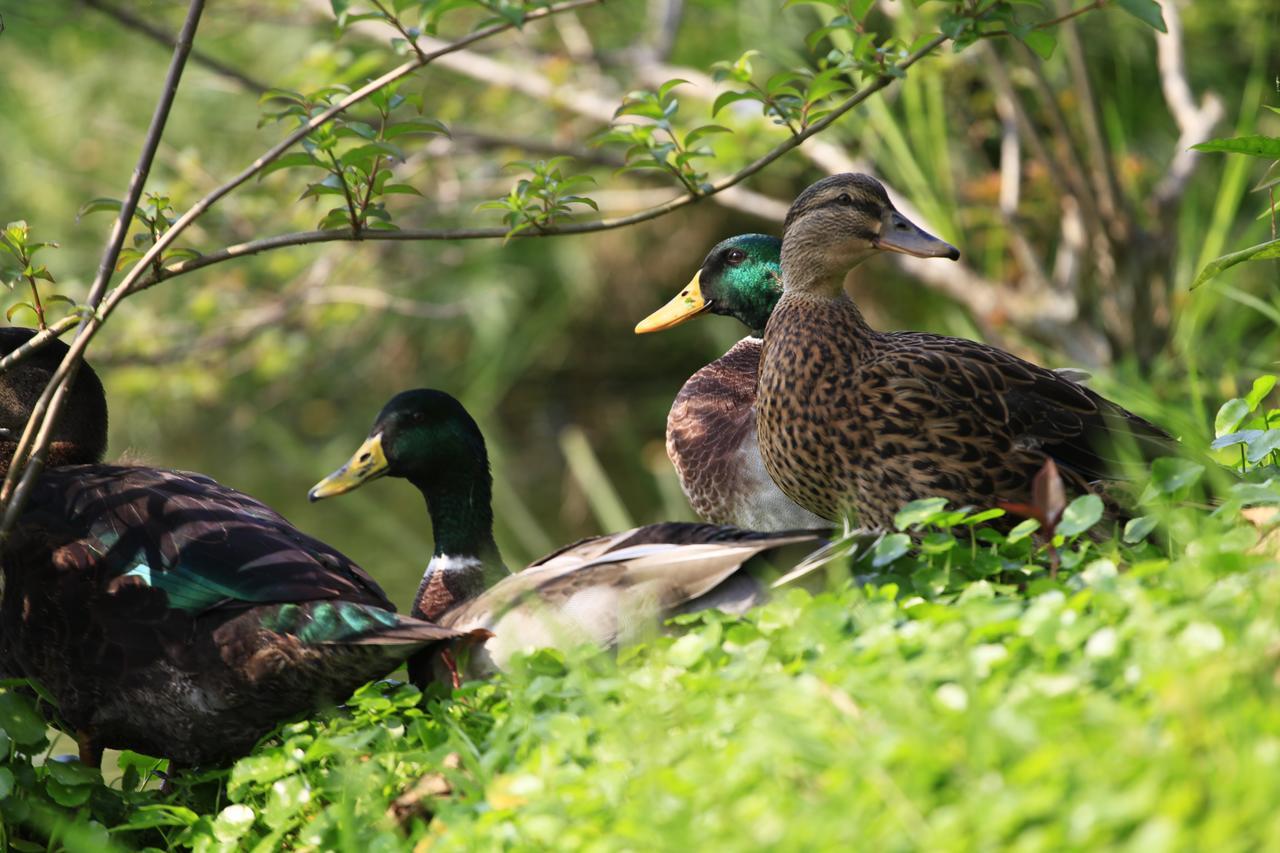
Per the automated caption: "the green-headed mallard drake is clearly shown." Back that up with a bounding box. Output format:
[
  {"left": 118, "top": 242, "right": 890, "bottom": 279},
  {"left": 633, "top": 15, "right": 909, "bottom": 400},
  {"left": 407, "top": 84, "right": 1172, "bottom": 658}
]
[
  {"left": 0, "top": 327, "right": 466, "bottom": 768},
  {"left": 308, "top": 389, "right": 837, "bottom": 683},
  {"left": 756, "top": 173, "right": 1180, "bottom": 528},
  {"left": 635, "top": 234, "right": 826, "bottom": 531}
]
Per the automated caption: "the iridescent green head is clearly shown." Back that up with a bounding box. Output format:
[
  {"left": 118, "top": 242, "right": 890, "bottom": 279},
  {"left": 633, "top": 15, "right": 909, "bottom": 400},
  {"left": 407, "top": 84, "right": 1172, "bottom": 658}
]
[
  {"left": 635, "top": 234, "right": 782, "bottom": 338},
  {"left": 308, "top": 390, "right": 489, "bottom": 500}
]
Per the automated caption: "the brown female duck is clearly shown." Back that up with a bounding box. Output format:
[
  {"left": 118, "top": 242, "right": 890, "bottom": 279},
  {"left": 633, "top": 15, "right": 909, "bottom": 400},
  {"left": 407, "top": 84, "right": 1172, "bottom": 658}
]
[{"left": 756, "top": 173, "right": 1179, "bottom": 528}]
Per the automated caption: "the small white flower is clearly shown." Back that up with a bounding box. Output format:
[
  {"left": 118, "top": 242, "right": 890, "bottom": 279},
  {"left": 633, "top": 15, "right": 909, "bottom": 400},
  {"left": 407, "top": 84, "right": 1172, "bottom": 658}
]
[
  {"left": 935, "top": 683, "right": 968, "bottom": 711},
  {"left": 1084, "top": 627, "right": 1118, "bottom": 659}
]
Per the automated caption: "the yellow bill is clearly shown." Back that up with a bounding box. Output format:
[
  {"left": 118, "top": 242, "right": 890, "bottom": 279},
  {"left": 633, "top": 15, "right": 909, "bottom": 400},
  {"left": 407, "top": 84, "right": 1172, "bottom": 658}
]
[
  {"left": 308, "top": 433, "right": 389, "bottom": 501},
  {"left": 634, "top": 271, "right": 710, "bottom": 334}
]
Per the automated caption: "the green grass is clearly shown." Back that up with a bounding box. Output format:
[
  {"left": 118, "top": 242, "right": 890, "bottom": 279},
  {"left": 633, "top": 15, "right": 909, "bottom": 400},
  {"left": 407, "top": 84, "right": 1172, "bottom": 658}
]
[{"left": 6, "top": 483, "right": 1280, "bottom": 851}]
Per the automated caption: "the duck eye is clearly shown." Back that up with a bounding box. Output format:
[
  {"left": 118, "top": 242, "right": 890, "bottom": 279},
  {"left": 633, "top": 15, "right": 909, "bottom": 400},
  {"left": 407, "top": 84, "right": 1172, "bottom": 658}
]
[
  {"left": 726, "top": 249, "right": 746, "bottom": 265},
  {"left": 838, "top": 194, "right": 856, "bottom": 206}
]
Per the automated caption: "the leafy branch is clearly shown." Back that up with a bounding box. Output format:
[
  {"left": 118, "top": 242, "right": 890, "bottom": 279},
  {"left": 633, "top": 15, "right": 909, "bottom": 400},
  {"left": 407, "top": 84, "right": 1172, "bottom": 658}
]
[
  {"left": 1189, "top": 119, "right": 1280, "bottom": 288},
  {"left": 0, "top": 0, "right": 601, "bottom": 530},
  {"left": 0, "top": 221, "right": 59, "bottom": 330},
  {"left": 477, "top": 157, "right": 599, "bottom": 236}
]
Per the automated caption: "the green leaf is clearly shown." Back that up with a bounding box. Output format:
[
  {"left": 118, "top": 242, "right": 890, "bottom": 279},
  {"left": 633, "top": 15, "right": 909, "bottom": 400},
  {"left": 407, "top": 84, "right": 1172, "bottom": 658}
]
[
  {"left": 45, "top": 776, "right": 92, "bottom": 807},
  {"left": 1211, "top": 430, "right": 1262, "bottom": 450},
  {"left": 1191, "top": 237, "right": 1280, "bottom": 288},
  {"left": 1057, "top": 494, "right": 1104, "bottom": 538},
  {"left": 111, "top": 804, "right": 201, "bottom": 832},
  {"left": 0, "top": 768, "right": 13, "bottom": 799},
  {"left": 894, "top": 497, "right": 950, "bottom": 530},
  {"left": 1021, "top": 29, "right": 1057, "bottom": 59},
  {"left": 1123, "top": 515, "right": 1158, "bottom": 543},
  {"left": 1192, "top": 135, "right": 1280, "bottom": 158},
  {"left": 712, "top": 90, "right": 759, "bottom": 117},
  {"left": 5, "top": 302, "right": 36, "bottom": 323},
  {"left": 258, "top": 152, "right": 325, "bottom": 178},
  {"left": 657, "top": 78, "right": 689, "bottom": 100},
  {"left": 213, "top": 804, "right": 256, "bottom": 842},
  {"left": 1246, "top": 376, "right": 1278, "bottom": 410},
  {"left": 1006, "top": 518, "right": 1040, "bottom": 543},
  {"left": 1114, "top": 0, "right": 1166, "bottom": 32},
  {"left": 46, "top": 758, "right": 101, "bottom": 787},
  {"left": 1247, "top": 430, "right": 1280, "bottom": 464},
  {"left": 684, "top": 125, "right": 733, "bottom": 147},
  {"left": 1149, "top": 457, "right": 1205, "bottom": 494},
  {"left": 383, "top": 117, "right": 450, "bottom": 139},
  {"left": 871, "top": 533, "right": 911, "bottom": 568},
  {"left": 258, "top": 87, "right": 307, "bottom": 107},
  {"left": 1215, "top": 398, "right": 1251, "bottom": 436},
  {"left": 381, "top": 183, "right": 423, "bottom": 196},
  {"left": 76, "top": 197, "right": 123, "bottom": 219}
]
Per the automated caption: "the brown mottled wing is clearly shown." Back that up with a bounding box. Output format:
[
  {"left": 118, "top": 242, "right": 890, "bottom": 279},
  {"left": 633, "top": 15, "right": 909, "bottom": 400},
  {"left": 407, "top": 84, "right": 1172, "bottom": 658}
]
[
  {"left": 877, "top": 332, "right": 1180, "bottom": 482},
  {"left": 666, "top": 339, "right": 761, "bottom": 524}
]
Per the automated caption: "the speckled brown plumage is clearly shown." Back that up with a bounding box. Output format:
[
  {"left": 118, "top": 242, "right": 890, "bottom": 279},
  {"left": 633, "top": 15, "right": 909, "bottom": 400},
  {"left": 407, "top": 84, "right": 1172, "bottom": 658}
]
[{"left": 756, "top": 174, "right": 1179, "bottom": 528}]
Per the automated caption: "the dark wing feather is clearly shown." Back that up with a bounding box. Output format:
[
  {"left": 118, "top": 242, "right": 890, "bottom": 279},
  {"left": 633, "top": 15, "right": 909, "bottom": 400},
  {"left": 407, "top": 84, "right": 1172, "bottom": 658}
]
[
  {"left": 880, "top": 332, "right": 1180, "bottom": 483},
  {"left": 26, "top": 464, "right": 394, "bottom": 614}
]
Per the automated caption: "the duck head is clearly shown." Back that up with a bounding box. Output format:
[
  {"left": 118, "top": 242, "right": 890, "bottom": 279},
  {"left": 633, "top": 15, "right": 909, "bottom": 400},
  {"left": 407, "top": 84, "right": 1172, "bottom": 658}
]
[
  {"left": 635, "top": 234, "right": 783, "bottom": 338},
  {"left": 309, "top": 388, "right": 501, "bottom": 568},
  {"left": 309, "top": 389, "right": 489, "bottom": 500},
  {"left": 0, "top": 327, "right": 108, "bottom": 475},
  {"left": 780, "top": 173, "right": 959, "bottom": 296}
]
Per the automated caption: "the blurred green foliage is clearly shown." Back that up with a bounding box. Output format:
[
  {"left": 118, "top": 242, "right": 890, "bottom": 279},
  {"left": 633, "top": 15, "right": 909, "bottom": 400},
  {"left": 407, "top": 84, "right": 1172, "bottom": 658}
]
[
  {"left": 9, "top": 482, "right": 1280, "bottom": 848},
  {"left": 0, "top": 2, "right": 1278, "bottom": 842},
  {"left": 1, "top": 0, "right": 1272, "bottom": 610}
]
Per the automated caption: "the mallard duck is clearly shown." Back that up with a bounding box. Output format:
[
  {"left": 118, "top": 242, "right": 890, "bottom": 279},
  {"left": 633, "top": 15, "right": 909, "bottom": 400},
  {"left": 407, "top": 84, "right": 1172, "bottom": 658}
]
[
  {"left": 0, "top": 328, "right": 466, "bottom": 768},
  {"left": 635, "top": 234, "right": 826, "bottom": 531},
  {"left": 755, "top": 173, "right": 1180, "bottom": 528},
  {"left": 634, "top": 235, "right": 1097, "bottom": 532},
  {"left": 308, "top": 389, "right": 838, "bottom": 683}
]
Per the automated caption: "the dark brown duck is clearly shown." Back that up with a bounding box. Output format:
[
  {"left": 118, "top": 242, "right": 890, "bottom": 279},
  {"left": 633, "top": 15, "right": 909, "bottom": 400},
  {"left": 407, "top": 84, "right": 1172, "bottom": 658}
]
[{"left": 0, "top": 328, "right": 464, "bottom": 768}]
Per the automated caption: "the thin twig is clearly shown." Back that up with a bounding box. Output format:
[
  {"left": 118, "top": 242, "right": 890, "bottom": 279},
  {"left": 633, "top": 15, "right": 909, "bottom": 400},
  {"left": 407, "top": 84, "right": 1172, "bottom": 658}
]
[
  {"left": 980, "top": 0, "right": 1108, "bottom": 38},
  {"left": 369, "top": 0, "right": 428, "bottom": 62},
  {"left": 0, "top": 0, "right": 601, "bottom": 529},
  {"left": 0, "top": 0, "right": 205, "bottom": 517},
  {"left": 117, "top": 35, "right": 947, "bottom": 292},
  {"left": 1056, "top": 3, "right": 1130, "bottom": 238},
  {"left": 0, "top": 316, "right": 82, "bottom": 373}
]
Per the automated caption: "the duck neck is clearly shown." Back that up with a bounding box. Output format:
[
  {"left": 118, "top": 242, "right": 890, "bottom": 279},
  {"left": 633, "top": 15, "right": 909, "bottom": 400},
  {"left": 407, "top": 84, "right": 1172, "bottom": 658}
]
[
  {"left": 409, "top": 469, "right": 508, "bottom": 622},
  {"left": 777, "top": 242, "right": 875, "bottom": 340}
]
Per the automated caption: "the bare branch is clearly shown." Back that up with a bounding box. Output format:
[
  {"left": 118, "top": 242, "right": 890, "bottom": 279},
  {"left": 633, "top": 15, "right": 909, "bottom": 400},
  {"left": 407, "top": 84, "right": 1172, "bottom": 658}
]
[
  {"left": 0, "top": 0, "right": 603, "bottom": 529},
  {"left": 1, "top": 0, "right": 207, "bottom": 520},
  {"left": 1057, "top": 5, "right": 1130, "bottom": 236},
  {"left": 0, "top": 316, "right": 82, "bottom": 373},
  {"left": 1151, "top": 0, "right": 1224, "bottom": 210}
]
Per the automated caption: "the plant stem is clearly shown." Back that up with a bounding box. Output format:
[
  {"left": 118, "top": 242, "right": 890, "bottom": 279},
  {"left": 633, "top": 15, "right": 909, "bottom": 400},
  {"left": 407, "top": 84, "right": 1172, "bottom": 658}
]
[{"left": 23, "top": 273, "right": 46, "bottom": 331}]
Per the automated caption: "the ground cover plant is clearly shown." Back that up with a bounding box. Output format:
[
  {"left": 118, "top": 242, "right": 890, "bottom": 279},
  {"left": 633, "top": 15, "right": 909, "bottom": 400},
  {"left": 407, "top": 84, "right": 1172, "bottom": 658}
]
[
  {"left": 7, "top": 468, "right": 1280, "bottom": 850},
  {"left": 1, "top": 0, "right": 1278, "bottom": 849}
]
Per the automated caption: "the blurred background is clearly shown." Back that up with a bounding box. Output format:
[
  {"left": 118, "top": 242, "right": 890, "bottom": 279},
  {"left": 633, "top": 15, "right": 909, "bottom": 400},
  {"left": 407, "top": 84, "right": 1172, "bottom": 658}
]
[{"left": 0, "top": 0, "right": 1275, "bottom": 608}]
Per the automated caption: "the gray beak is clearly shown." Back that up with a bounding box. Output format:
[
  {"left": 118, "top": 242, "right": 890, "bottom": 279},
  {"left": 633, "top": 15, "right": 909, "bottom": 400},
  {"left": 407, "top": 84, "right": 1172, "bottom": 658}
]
[{"left": 874, "top": 210, "right": 960, "bottom": 261}]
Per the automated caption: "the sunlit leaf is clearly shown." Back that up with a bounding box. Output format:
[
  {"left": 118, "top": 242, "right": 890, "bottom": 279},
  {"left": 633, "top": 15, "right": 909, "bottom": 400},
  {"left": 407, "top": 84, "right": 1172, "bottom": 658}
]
[
  {"left": 1191, "top": 237, "right": 1280, "bottom": 288},
  {"left": 1192, "top": 135, "right": 1280, "bottom": 158},
  {"left": 1114, "top": 0, "right": 1166, "bottom": 31}
]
